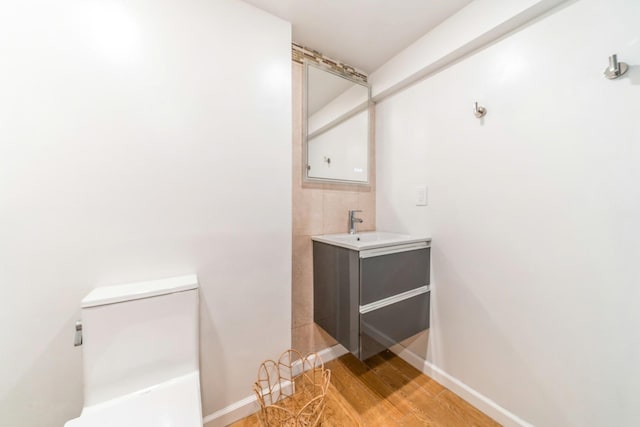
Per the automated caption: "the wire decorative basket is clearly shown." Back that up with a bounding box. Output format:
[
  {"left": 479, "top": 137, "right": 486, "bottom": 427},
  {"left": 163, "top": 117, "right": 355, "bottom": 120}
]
[{"left": 253, "top": 349, "right": 331, "bottom": 427}]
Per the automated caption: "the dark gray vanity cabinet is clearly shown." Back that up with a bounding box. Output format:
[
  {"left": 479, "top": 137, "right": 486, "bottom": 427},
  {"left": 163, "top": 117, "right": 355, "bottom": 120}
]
[{"left": 312, "top": 241, "right": 430, "bottom": 360}]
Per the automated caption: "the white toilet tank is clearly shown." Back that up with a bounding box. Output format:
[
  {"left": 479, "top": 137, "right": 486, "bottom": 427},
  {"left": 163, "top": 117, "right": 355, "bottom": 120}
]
[{"left": 80, "top": 274, "right": 199, "bottom": 407}]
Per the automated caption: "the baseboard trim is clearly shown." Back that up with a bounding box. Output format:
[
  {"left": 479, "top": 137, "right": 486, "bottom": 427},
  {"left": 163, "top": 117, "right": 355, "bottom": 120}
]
[
  {"left": 202, "top": 344, "right": 348, "bottom": 427},
  {"left": 389, "top": 344, "right": 533, "bottom": 427},
  {"left": 315, "top": 342, "right": 349, "bottom": 363},
  {"left": 202, "top": 393, "right": 260, "bottom": 427}
]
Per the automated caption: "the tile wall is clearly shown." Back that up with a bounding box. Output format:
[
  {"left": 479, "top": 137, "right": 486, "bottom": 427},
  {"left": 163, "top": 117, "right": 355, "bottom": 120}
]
[
  {"left": 291, "top": 59, "right": 375, "bottom": 353},
  {"left": 292, "top": 43, "right": 367, "bottom": 83}
]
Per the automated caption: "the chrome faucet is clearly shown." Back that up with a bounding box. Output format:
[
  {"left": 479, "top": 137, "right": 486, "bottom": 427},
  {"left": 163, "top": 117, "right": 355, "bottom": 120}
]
[{"left": 348, "top": 210, "right": 363, "bottom": 235}]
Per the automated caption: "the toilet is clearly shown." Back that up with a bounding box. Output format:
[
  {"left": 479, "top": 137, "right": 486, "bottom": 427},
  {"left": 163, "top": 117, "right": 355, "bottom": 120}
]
[{"left": 65, "top": 274, "right": 203, "bottom": 427}]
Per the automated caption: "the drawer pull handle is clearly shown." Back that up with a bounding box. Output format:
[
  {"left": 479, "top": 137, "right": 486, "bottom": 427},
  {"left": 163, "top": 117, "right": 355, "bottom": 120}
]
[
  {"left": 359, "top": 285, "right": 430, "bottom": 314},
  {"left": 359, "top": 242, "right": 428, "bottom": 258}
]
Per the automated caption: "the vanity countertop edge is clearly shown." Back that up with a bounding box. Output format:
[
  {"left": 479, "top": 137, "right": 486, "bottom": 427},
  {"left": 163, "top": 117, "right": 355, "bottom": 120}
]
[{"left": 311, "top": 231, "right": 432, "bottom": 251}]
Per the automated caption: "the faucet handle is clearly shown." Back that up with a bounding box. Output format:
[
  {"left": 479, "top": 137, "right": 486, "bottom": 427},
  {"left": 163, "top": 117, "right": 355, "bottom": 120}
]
[{"left": 349, "top": 209, "right": 362, "bottom": 215}]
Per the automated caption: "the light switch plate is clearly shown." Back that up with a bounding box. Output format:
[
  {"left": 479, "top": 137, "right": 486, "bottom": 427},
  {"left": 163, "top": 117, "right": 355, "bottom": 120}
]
[{"left": 416, "top": 186, "right": 428, "bottom": 206}]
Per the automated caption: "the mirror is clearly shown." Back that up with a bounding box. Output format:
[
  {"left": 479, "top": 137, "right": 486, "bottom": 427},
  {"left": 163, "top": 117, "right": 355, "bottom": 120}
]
[{"left": 305, "top": 63, "right": 370, "bottom": 184}]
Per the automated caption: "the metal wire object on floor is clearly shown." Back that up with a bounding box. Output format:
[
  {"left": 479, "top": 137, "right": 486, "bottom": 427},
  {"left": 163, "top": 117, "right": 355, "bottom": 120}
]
[{"left": 253, "top": 349, "right": 330, "bottom": 426}]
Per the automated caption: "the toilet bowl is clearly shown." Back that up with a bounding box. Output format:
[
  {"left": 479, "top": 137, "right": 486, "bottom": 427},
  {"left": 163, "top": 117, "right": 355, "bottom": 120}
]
[{"left": 65, "top": 275, "right": 203, "bottom": 427}]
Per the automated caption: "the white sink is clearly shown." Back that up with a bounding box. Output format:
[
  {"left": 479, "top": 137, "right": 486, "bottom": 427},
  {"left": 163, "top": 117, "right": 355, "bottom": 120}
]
[{"left": 311, "top": 231, "right": 431, "bottom": 251}]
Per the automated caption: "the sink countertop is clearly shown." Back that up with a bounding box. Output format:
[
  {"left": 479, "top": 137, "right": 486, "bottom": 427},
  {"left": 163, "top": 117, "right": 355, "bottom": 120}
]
[{"left": 311, "top": 231, "right": 431, "bottom": 251}]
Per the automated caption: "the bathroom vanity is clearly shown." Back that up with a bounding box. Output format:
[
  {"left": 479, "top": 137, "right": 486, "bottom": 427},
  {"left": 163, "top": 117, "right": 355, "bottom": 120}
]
[{"left": 312, "top": 232, "right": 431, "bottom": 360}]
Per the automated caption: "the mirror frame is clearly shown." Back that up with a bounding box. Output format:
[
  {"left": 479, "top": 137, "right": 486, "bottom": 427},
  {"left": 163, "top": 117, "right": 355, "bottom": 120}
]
[{"left": 303, "top": 61, "right": 372, "bottom": 186}]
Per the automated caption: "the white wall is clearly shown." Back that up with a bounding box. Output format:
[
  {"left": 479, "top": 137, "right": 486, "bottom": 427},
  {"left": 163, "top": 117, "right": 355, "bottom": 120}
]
[
  {"left": 376, "top": 0, "right": 640, "bottom": 425},
  {"left": 0, "top": 1, "right": 291, "bottom": 426}
]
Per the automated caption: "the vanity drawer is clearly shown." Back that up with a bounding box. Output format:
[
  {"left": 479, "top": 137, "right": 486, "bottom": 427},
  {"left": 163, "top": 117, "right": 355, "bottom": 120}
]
[
  {"left": 359, "top": 292, "right": 430, "bottom": 360},
  {"left": 359, "top": 247, "right": 430, "bottom": 305}
]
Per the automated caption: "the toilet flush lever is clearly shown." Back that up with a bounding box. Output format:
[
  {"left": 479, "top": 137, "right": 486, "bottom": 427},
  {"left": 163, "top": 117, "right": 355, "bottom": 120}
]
[{"left": 74, "top": 320, "right": 83, "bottom": 347}]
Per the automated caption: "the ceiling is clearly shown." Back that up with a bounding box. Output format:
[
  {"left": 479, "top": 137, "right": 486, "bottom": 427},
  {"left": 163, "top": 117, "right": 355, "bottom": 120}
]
[{"left": 242, "top": 0, "right": 474, "bottom": 73}]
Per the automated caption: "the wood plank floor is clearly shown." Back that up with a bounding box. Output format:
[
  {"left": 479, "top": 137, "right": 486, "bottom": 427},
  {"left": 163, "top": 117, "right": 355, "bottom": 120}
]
[{"left": 231, "top": 350, "right": 500, "bottom": 426}]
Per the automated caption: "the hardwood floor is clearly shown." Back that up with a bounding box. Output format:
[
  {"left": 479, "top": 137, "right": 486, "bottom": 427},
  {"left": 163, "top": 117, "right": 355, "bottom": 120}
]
[{"left": 231, "top": 350, "right": 500, "bottom": 426}]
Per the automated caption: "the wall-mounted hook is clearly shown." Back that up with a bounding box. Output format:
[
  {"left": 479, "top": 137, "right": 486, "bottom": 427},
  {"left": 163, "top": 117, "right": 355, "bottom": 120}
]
[
  {"left": 604, "top": 54, "right": 628, "bottom": 79},
  {"left": 474, "top": 102, "right": 487, "bottom": 118}
]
